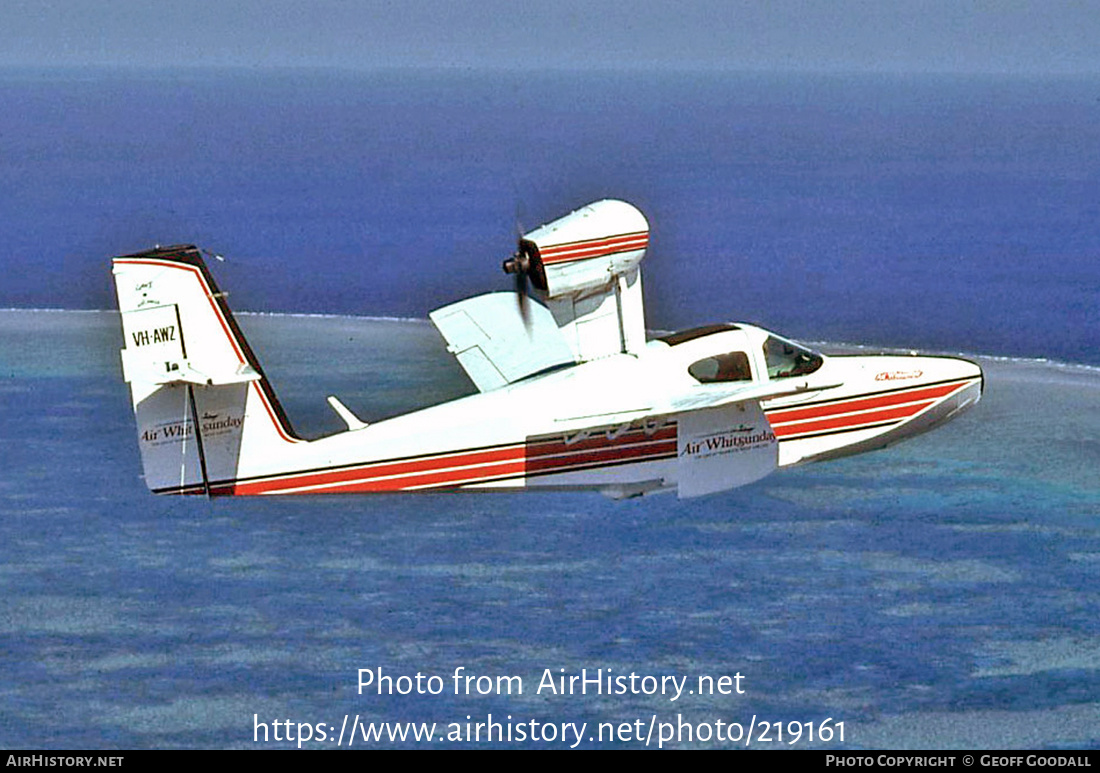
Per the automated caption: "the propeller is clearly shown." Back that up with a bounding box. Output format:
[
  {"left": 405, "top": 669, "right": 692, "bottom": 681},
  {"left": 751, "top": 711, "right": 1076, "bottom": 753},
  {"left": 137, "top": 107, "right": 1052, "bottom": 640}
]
[{"left": 502, "top": 241, "right": 533, "bottom": 326}]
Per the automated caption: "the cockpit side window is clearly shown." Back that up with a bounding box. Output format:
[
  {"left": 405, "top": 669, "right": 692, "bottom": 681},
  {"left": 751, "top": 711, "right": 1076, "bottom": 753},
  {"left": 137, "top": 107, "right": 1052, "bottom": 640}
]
[
  {"left": 763, "top": 336, "right": 823, "bottom": 379},
  {"left": 688, "top": 351, "right": 753, "bottom": 383}
]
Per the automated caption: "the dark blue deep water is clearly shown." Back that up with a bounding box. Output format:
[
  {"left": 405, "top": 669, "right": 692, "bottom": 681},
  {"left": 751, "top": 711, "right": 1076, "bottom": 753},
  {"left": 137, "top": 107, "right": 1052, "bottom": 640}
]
[
  {"left": 2, "top": 69, "right": 1099, "bottom": 749},
  {"left": 2, "top": 68, "right": 1098, "bottom": 362}
]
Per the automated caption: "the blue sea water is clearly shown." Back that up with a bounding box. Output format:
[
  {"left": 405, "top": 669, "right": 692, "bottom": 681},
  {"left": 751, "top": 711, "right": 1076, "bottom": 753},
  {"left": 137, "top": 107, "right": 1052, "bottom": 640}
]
[
  {"left": 1, "top": 68, "right": 1098, "bottom": 361},
  {"left": 2, "top": 69, "right": 1100, "bottom": 749},
  {"left": 2, "top": 310, "right": 1099, "bottom": 749}
]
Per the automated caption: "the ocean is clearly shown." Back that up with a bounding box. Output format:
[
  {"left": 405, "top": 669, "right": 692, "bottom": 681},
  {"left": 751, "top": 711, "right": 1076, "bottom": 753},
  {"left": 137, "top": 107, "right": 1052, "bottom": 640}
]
[
  {"left": 3, "top": 68, "right": 1099, "bottom": 361},
  {"left": 1, "top": 68, "right": 1099, "bottom": 749}
]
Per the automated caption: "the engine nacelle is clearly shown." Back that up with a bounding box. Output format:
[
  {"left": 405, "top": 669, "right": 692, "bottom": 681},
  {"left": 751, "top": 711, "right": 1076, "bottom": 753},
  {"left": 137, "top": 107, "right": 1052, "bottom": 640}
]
[{"left": 519, "top": 199, "right": 649, "bottom": 298}]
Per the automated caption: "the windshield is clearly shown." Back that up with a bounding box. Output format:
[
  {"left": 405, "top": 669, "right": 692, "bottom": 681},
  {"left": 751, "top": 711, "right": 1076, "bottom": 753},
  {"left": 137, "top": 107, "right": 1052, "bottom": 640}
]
[{"left": 763, "top": 335, "right": 823, "bottom": 379}]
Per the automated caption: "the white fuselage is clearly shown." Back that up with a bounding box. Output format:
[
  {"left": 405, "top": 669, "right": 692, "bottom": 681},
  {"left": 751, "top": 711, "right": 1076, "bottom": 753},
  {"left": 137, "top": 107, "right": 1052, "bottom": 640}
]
[{"left": 222, "top": 324, "right": 982, "bottom": 498}]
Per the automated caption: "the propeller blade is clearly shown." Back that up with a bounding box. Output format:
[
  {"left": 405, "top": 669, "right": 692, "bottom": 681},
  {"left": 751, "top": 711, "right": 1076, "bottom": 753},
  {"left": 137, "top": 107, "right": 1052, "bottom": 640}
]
[
  {"left": 514, "top": 259, "right": 530, "bottom": 328},
  {"left": 502, "top": 237, "right": 533, "bottom": 329},
  {"left": 514, "top": 199, "right": 527, "bottom": 241}
]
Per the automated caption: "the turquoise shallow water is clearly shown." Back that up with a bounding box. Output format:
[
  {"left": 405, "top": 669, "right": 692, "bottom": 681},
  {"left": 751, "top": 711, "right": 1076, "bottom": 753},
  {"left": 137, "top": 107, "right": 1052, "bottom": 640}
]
[{"left": 2, "top": 310, "right": 1098, "bottom": 748}]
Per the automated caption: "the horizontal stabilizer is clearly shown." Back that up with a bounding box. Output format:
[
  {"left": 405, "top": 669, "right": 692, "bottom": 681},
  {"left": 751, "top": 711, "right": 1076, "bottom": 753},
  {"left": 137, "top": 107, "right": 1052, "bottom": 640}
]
[
  {"left": 120, "top": 348, "right": 261, "bottom": 386},
  {"left": 327, "top": 395, "right": 368, "bottom": 430}
]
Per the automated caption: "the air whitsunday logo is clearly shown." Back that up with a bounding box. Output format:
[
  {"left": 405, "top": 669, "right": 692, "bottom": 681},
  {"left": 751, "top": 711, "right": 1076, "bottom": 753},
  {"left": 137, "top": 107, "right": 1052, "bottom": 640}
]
[
  {"left": 141, "top": 414, "right": 244, "bottom": 445},
  {"left": 680, "top": 424, "right": 775, "bottom": 458}
]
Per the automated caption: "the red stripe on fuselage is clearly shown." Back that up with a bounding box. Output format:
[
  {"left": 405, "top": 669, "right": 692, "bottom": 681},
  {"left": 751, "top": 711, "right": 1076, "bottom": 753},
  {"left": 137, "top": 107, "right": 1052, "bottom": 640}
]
[
  {"left": 234, "top": 443, "right": 526, "bottom": 494},
  {"left": 766, "top": 381, "right": 967, "bottom": 426},
  {"left": 766, "top": 379, "right": 975, "bottom": 439},
  {"left": 231, "top": 425, "right": 678, "bottom": 495},
  {"left": 771, "top": 401, "right": 932, "bottom": 438},
  {"left": 308, "top": 457, "right": 530, "bottom": 494}
]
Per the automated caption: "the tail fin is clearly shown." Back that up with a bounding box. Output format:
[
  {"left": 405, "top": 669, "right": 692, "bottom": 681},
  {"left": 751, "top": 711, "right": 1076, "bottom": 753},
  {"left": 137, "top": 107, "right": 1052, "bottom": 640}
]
[{"left": 112, "top": 245, "right": 300, "bottom": 495}]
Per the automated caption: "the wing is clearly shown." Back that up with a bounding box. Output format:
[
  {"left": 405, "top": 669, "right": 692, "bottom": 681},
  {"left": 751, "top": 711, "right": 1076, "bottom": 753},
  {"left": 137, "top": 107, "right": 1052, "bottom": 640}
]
[
  {"left": 429, "top": 292, "right": 577, "bottom": 392},
  {"left": 551, "top": 378, "right": 840, "bottom": 427},
  {"left": 663, "top": 378, "right": 842, "bottom": 414}
]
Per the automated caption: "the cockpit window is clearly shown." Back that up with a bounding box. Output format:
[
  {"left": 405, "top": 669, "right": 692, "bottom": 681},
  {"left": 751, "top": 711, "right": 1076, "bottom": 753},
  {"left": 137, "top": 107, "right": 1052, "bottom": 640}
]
[
  {"left": 763, "top": 336, "right": 823, "bottom": 379},
  {"left": 688, "top": 351, "right": 753, "bottom": 383}
]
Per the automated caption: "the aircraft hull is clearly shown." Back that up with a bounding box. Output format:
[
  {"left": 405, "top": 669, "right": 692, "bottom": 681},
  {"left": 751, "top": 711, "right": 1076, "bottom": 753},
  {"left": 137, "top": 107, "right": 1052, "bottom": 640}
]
[
  {"left": 765, "top": 356, "right": 983, "bottom": 467},
  {"left": 161, "top": 354, "right": 981, "bottom": 498}
]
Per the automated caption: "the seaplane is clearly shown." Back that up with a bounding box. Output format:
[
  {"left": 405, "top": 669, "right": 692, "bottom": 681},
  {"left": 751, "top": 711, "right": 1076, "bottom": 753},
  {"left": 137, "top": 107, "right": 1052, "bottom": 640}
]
[{"left": 112, "top": 199, "right": 983, "bottom": 499}]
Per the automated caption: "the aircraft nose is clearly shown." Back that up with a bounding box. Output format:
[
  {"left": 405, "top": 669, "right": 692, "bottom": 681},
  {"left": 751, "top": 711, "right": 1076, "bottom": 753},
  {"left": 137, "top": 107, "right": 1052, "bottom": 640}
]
[
  {"left": 865, "top": 354, "right": 984, "bottom": 444},
  {"left": 947, "top": 356, "right": 983, "bottom": 399},
  {"left": 924, "top": 354, "right": 984, "bottom": 414},
  {"left": 963, "top": 357, "right": 983, "bottom": 397},
  {"left": 865, "top": 353, "right": 984, "bottom": 427},
  {"left": 967, "top": 359, "right": 984, "bottom": 405}
]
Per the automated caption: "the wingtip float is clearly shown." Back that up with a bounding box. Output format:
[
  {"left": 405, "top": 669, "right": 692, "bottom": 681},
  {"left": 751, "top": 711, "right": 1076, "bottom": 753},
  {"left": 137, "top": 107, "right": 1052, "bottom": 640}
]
[{"left": 112, "top": 200, "right": 982, "bottom": 500}]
